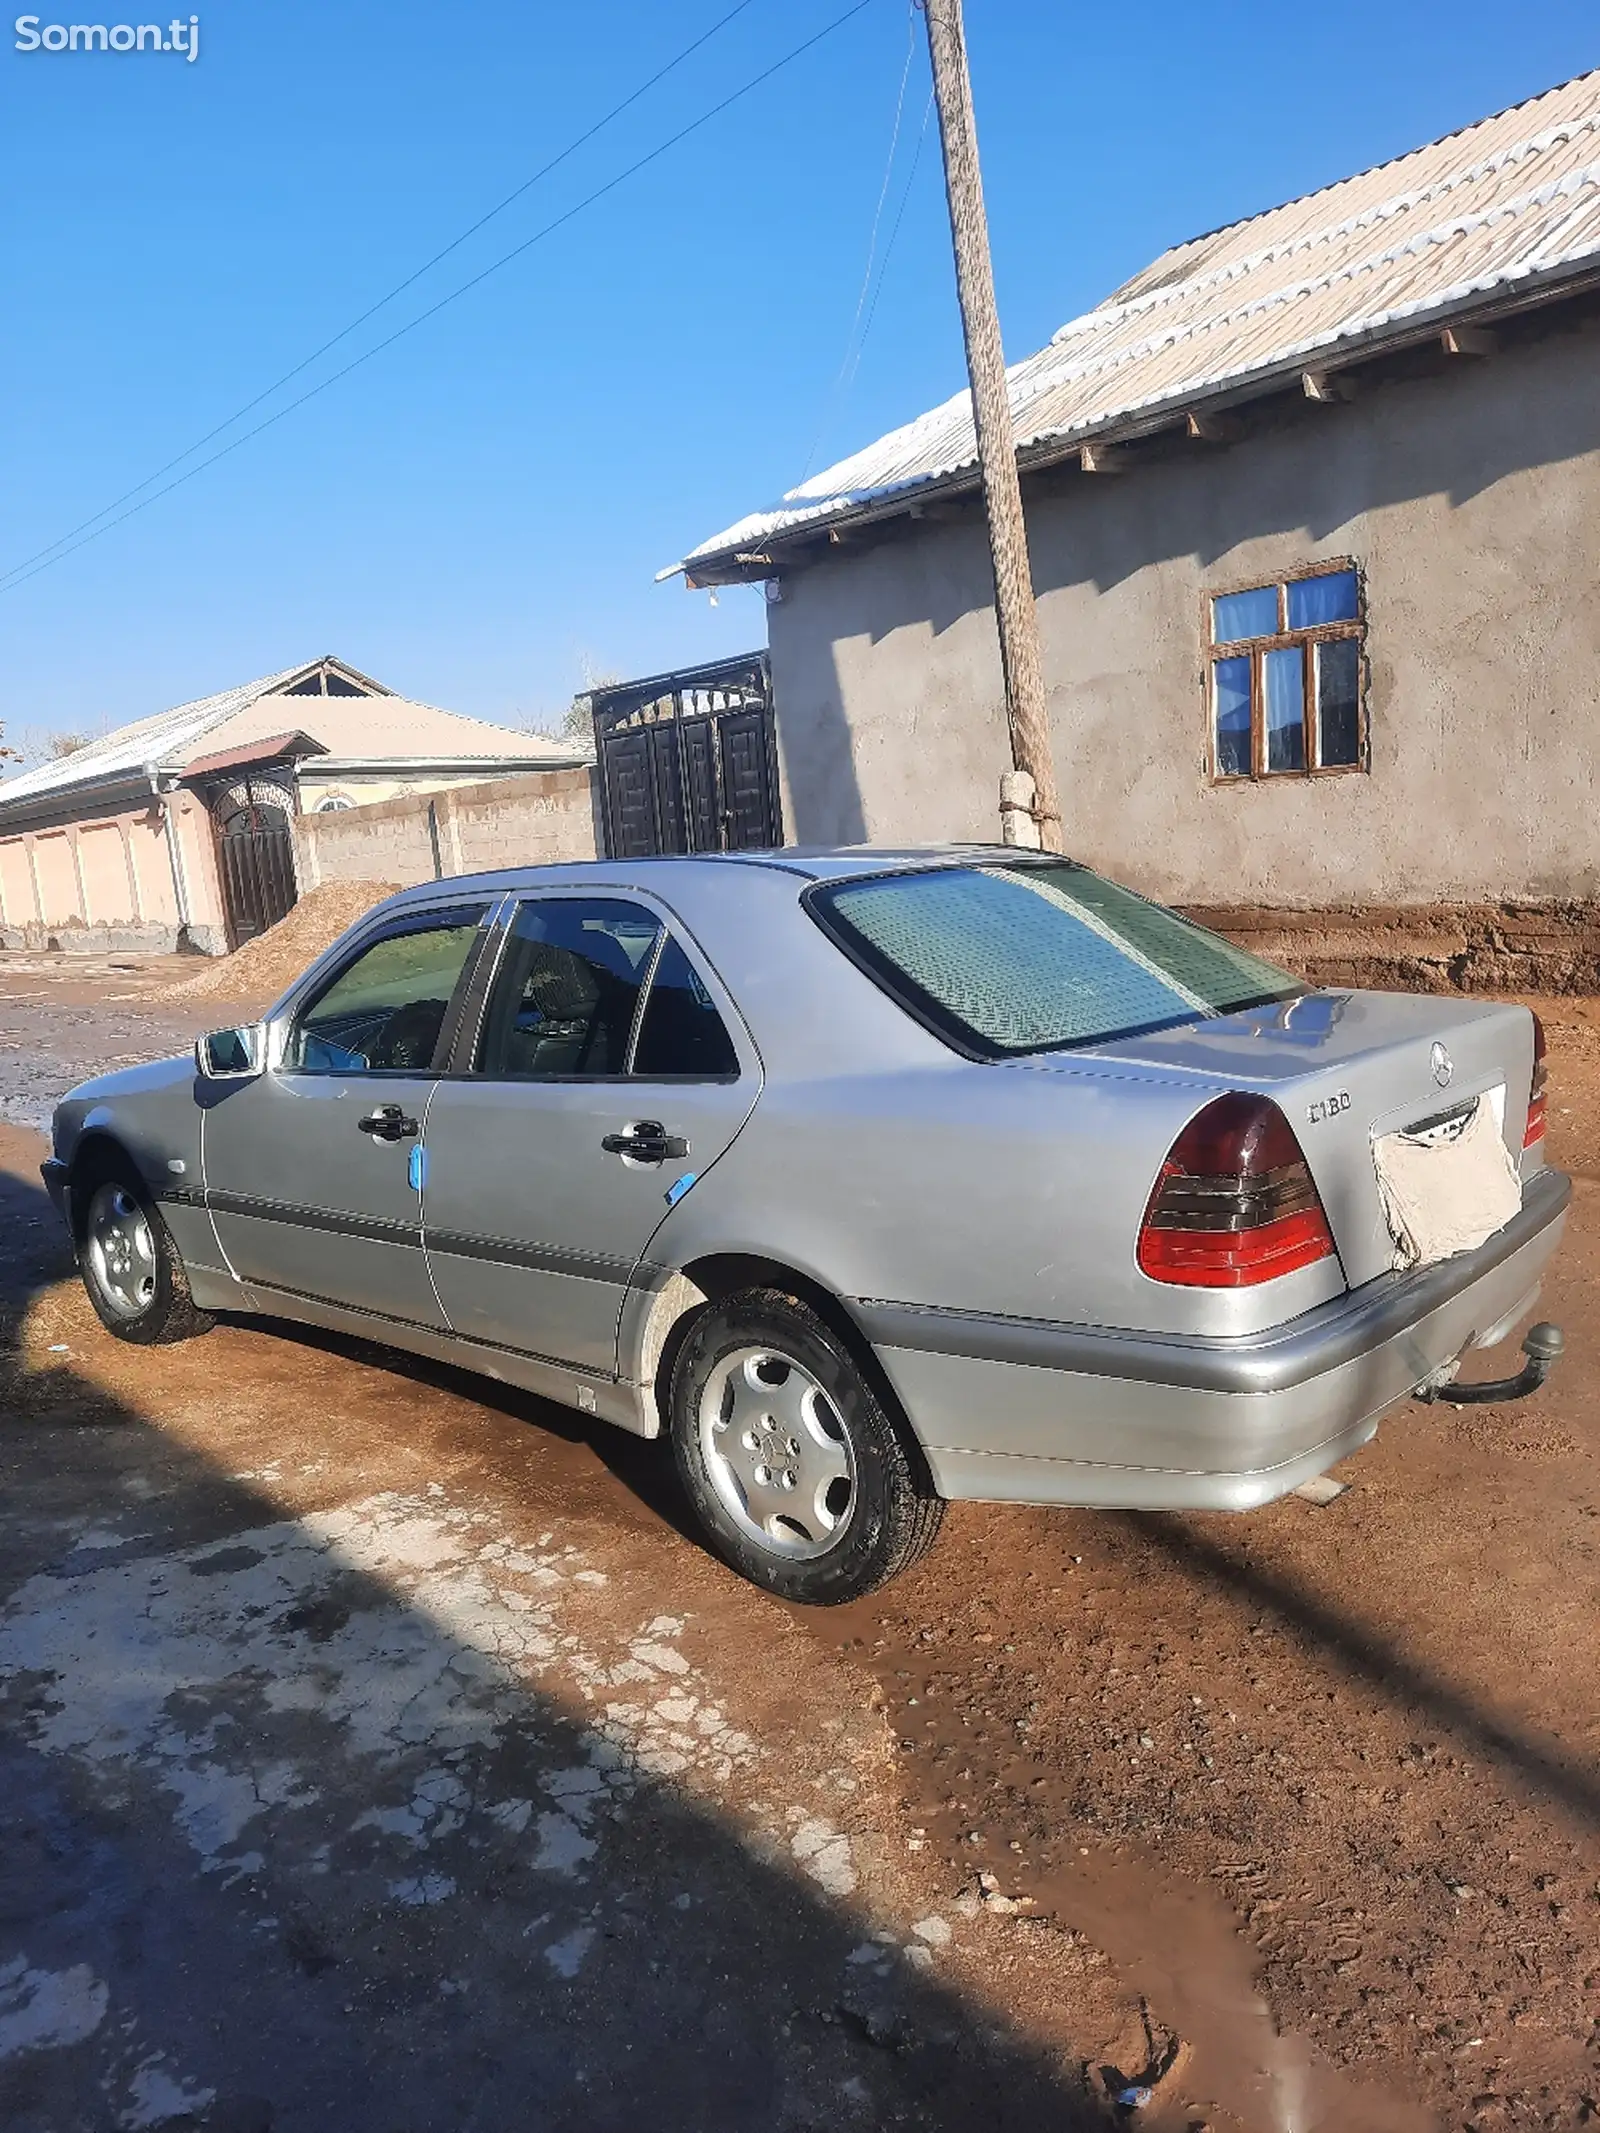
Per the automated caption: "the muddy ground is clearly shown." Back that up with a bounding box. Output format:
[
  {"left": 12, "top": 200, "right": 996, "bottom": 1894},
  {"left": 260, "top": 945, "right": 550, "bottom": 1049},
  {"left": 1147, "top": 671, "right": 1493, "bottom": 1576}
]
[{"left": 0, "top": 956, "right": 1596, "bottom": 2132}]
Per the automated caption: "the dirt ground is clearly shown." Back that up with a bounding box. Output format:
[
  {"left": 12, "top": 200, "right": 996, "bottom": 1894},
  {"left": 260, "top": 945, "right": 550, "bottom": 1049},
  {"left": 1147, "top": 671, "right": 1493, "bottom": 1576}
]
[{"left": 0, "top": 956, "right": 1596, "bottom": 2132}]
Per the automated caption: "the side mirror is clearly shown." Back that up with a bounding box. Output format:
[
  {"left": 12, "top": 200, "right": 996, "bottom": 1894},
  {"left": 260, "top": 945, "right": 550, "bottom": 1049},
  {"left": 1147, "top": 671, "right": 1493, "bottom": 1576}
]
[{"left": 195, "top": 1023, "right": 266, "bottom": 1080}]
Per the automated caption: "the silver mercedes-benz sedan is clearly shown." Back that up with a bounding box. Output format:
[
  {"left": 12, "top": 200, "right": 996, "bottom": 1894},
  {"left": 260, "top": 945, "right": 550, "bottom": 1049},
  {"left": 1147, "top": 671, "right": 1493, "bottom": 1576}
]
[{"left": 44, "top": 849, "right": 1567, "bottom": 1603}]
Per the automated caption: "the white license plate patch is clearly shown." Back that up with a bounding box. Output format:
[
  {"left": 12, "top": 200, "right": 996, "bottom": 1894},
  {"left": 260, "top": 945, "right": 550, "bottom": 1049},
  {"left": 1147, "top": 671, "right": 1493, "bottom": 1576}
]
[{"left": 1372, "top": 1090, "right": 1521, "bottom": 1269}]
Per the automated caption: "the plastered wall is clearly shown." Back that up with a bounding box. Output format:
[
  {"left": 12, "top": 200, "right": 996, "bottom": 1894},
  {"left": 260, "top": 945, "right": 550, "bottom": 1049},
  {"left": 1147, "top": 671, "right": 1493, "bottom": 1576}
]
[{"left": 767, "top": 319, "right": 1600, "bottom": 905}]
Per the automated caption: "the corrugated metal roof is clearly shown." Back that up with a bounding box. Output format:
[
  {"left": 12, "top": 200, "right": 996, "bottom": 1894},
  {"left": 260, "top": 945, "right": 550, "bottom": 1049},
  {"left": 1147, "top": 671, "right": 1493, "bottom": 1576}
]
[
  {"left": 679, "top": 70, "right": 1600, "bottom": 574},
  {"left": 0, "top": 663, "right": 314, "bottom": 806},
  {"left": 0, "top": 659, "right": 576, "bottom": 813}
]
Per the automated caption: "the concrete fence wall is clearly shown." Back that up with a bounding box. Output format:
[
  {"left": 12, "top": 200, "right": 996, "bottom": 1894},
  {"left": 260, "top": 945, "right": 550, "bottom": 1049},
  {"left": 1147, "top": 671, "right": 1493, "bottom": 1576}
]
[{"left": 294, "top": 766, "right": 602, "bottom": 893}]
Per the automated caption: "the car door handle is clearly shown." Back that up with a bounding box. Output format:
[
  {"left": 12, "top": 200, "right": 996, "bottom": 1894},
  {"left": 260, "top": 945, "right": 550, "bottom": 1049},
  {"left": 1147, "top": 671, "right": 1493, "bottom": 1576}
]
[
  {"left": 601, "top": 1121, "right": 689, "bottom": 1164},
  {"left": 358, "top": 1104, "right": 419, "bottom": 1142}
]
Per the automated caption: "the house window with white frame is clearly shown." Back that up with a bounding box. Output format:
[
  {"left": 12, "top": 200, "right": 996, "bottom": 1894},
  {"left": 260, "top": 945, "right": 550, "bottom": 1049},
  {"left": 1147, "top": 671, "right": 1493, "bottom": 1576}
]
[{"left": 1208, "top": 564, "right": 1365, "bottom": 780}]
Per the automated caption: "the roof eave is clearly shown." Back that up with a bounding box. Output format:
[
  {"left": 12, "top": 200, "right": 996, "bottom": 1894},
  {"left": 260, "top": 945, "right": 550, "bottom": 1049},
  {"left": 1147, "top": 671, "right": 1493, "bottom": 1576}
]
[
  {"left": 683, "top": 258, "right": 1600, "bottom": 582},
  {"left": 0, "top": 762, "right": 169, "bottom": 828},
  {"left": 182, "top": 731, "right": 330, "bottom": 781},
  {"left": 296, "top": 753, "right": 592, "bottom": 778}
]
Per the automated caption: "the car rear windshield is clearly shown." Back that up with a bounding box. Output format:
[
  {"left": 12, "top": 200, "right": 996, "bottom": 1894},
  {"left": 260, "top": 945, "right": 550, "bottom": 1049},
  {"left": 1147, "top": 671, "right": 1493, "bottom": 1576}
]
[{"left": 809, "top": 862, "right": 1303, "bottom": 1056}]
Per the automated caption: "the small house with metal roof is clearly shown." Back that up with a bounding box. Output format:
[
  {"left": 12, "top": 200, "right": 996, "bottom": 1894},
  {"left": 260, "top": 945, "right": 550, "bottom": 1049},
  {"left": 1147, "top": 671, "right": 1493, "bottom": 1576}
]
[
  {"left": 676, "top": 71, "right": 1600, "bottom": 909},
  {"left": 0, "top": 656, "right": 587, "bottom": 953}
]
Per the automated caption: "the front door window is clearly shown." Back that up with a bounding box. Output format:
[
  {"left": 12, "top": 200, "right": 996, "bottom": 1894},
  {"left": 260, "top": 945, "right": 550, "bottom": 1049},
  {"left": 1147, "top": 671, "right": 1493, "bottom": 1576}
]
[
  {"left": 290, "top": 908, "right": 487, "bottom": 1074},
  {"left": 203, "top": 902, "right": 490, "bottom": 1326}
]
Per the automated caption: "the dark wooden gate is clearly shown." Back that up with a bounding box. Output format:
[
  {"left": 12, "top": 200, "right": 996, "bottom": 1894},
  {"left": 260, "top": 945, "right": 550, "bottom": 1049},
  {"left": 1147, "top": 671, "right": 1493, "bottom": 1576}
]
[
  {"left": 592, "top": 654, "right": 780, "bottom": 860},
  {"left": 219, "top": 804, "right": 298, "bottom": 947}
]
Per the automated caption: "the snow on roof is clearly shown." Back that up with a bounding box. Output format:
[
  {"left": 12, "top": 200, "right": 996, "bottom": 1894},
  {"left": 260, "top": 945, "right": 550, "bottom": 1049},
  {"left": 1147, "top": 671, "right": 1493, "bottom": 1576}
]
[
  {"left": 679, "top": 69, "right": 1600, "bottom": 575},
  {"left": 0, "top": 658, "right": 575, "bottom": 812}
]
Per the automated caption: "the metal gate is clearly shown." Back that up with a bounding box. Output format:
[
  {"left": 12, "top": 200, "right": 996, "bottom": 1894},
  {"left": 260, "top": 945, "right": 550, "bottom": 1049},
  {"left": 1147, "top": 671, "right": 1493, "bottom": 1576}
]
[
  {"left": 592, "top": 653, "right": 781, "bottom": 860},
  {"left": 219, "top": 804, "right": 298, "bottom": 947}
]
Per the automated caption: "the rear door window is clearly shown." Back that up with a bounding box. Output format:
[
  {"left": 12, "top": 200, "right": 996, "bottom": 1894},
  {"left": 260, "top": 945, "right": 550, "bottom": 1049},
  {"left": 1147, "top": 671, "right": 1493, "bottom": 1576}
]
[
  {"left": 475, "top": 899, "right": 661, "bottom": 1079},
  {"left": 631, "top": 936, "right": 740, "bottom": 1078},
  {"left": 809, "top": 863, "right": 1302, "bottom": 1056}
]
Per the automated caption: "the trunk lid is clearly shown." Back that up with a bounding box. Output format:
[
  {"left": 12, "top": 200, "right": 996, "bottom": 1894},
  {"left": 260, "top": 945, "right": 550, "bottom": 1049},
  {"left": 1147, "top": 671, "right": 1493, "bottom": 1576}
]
[{"left": 1028, "top": 991, "right": 1539, "bottom": 1288}]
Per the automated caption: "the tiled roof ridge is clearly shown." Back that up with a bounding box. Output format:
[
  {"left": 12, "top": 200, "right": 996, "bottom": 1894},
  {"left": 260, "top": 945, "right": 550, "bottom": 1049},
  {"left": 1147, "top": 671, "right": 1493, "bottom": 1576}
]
[{"left": 0, "top": 662, "right": 346, "bottom": 806}]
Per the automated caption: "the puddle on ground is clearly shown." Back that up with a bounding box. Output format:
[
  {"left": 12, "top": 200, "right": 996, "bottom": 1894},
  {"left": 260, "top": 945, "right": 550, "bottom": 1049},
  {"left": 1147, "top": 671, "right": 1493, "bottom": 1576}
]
[
  {"left": 1019, "top": 1849, "right": 1432, "bottom": 2132},
  {"left": 807, "top": 1596, "right": 1440, "bottom": 2133}
]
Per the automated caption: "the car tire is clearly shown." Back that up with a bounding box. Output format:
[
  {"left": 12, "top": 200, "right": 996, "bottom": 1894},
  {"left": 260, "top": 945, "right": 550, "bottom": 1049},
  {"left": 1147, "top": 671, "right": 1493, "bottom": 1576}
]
[
  {"left": 76, "top": 1165, "right": 214, "bottom": 1346},
  {"left": 668, "top": 1287, "right": 944, "bottom": 1604}
]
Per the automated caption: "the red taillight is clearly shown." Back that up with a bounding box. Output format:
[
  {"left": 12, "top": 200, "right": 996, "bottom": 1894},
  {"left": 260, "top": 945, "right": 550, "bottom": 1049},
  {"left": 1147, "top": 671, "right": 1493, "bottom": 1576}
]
[
  {"left": 1137, "top": 1093, "right": 1337, "bottom": 1288},
  {"left": 1524, "top": 1011, "right": 1547, "bottom": 1149}
]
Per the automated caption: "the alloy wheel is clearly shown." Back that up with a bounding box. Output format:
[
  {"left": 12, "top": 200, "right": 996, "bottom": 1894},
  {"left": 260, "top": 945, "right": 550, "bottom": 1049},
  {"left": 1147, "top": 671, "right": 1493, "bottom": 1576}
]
[
  {"left": 84, "top": 1183, "right": 158, "bottom": 1321},
  {"left": 697, "top": 1345, "right": 857, "bottom": 1559}
]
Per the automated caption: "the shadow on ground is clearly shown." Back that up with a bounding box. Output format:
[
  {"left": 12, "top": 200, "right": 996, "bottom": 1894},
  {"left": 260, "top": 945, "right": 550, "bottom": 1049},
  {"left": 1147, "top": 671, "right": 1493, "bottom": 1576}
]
[
  {"left": 1113, "top": 1508, "right": 1600, "bottom": 1836},
  {"left": 0, "top": 1165, "right": 1103, "bottom": 2133}
]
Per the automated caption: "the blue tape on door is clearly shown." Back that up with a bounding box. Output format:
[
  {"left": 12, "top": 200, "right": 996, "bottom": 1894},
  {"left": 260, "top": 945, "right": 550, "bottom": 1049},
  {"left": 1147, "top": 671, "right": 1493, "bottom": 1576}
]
[
  {"left": 664, "top": 1171, "right": 698, "bottom": 1208},
  {"left": 408, "top": 1145, "right": 428, "bottom": 1193}
]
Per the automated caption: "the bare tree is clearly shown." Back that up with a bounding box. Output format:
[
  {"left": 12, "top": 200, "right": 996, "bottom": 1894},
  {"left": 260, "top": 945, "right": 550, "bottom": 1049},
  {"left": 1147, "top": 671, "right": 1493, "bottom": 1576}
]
[
  {"left": 564, "top": 655, "right": 623, "bottom": 744},
  {"left": 515, "top": 657, "right": 619, "bottom": 748},
  {"left": 556, "top": 692, "right": 598, "bottom": 744}
]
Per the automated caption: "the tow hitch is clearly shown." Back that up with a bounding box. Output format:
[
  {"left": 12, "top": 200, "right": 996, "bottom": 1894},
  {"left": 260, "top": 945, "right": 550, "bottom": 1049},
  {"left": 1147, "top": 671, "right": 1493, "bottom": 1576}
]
[{"left": 1415, "top": 1321, "right": 1564, "bottom": 1405}]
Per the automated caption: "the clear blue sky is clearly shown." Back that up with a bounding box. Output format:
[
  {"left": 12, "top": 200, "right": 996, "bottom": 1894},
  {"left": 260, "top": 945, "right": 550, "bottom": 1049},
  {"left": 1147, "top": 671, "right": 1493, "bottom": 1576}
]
[{"left": 2, "top": 0, "right": 1594, "bottom": 751}]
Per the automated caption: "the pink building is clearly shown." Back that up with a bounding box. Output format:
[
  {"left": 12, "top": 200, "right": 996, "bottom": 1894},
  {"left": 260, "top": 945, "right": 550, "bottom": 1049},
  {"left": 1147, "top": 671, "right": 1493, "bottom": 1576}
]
[{"left": 0, "top": 656, "right": 587, "bottom": 953}]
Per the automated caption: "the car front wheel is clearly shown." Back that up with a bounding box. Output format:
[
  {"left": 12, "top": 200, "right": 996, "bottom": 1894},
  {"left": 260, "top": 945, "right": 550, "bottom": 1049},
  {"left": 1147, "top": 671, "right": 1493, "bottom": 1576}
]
[
  {"left": 668, "top": 1288, "right": 943, "bottom": 1604},
  {"left": 78, "top": 1172, "right": 213, "bottom": 1346}
]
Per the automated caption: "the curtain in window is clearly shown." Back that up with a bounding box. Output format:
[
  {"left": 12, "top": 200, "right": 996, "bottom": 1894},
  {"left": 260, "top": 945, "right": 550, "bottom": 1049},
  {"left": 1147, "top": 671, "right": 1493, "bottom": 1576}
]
[
  {"left": 1263, "top": 649, "right": 1305, "bottom": 772},
  {"left": 1286, "top": 570, "right": 1358, "bottom": 629},
  {"left": 1213, "top": 657, "right": 1252, "bottom": 775}
]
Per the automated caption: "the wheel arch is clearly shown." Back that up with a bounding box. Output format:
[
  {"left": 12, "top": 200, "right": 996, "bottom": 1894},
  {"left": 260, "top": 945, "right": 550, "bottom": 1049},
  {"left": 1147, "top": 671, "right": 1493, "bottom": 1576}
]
[
  {"left": 632, "top": 1251, "right": 937, "bottom": 1491},
  {"left": 65, "top": 1129, "right": 144, "bottom": 1240}
]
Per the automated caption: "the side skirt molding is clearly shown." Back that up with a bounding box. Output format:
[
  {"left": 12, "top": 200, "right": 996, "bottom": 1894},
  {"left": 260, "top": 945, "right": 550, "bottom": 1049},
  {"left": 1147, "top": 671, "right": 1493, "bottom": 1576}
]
[{"left": 226, "top": 1277, "right": 654, "bottom": 1438}]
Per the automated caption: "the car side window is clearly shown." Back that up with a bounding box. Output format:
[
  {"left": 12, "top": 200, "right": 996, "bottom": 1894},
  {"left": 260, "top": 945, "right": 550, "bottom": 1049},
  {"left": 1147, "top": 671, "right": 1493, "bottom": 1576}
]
[
  {"left": 287, "top": 907, "right": 490, "bottom": 1074},
  {"left": 631, "top": 935, "right": 739, "bottom": 1078},
  {"left": 475, "top": 899, "right": 661, "bottom": 1080}
]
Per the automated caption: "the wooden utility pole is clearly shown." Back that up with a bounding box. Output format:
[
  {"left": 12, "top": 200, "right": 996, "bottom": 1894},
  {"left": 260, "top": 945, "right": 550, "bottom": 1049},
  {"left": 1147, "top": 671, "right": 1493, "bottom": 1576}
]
[{"left": 920, "top": 0, "right": 1062, "bottom": 851}]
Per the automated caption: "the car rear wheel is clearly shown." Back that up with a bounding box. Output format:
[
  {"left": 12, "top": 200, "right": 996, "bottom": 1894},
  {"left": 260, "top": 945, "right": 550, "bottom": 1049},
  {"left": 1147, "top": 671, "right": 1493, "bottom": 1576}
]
[
  {"left": 78, "top": 1172, "right": 213, "bottom": 1346},
  {"left": 668, "top": 1288, "right": 943, "bottom": 1604}
]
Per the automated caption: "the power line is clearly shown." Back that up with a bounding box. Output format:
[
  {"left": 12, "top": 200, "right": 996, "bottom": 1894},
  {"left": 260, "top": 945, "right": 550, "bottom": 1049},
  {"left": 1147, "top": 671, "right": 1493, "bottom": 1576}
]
[
  {"left": 799, "top": 1, "right": 918, "bottom": 481},
  {"left": 3, "top": 0, "right": 876, "bottom": 597},
  {"left": 0, "top": 0, "right": 765, "bottom": 592},
  {"left": 843, "top": 84, "right": 934, "bottom": 389}
]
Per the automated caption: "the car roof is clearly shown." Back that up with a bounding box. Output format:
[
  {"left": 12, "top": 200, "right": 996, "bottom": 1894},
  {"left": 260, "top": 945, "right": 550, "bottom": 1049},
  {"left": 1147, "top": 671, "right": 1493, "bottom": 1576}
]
[
  {"left": 379, "top": 836, "right": 1032, "bottom": 904},
  {"left": 317, "top": 846, "right": 1005, "bottom": 1080},
  {"left": 382, "top": 844, "right": 1029, "bottom": 907}
]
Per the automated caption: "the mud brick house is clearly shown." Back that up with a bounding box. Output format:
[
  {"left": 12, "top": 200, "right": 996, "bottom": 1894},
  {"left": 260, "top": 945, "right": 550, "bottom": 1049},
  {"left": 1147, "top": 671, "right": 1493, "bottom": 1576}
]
[
  {"left": 0, "top": 657, "right": 586, "bottom": 954},
  {"left": 674, "top": 71, "right": 1600, "bottom": 917}
]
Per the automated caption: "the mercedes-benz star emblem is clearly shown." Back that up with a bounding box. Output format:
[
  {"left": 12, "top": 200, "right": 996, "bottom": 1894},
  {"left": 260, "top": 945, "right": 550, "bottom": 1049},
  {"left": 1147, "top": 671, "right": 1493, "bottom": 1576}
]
[{"left": 1430, "top": 1041, "right": 1454, "bottom": 1088}]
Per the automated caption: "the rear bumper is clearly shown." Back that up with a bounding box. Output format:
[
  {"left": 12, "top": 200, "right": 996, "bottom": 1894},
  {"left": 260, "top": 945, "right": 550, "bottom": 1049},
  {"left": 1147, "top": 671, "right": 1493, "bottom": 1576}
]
[{"left": 856, "top": 1166, "right": 1571, "bottom": 1510}]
